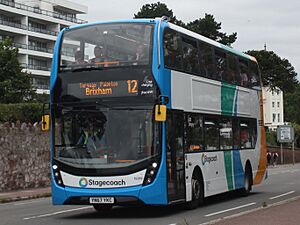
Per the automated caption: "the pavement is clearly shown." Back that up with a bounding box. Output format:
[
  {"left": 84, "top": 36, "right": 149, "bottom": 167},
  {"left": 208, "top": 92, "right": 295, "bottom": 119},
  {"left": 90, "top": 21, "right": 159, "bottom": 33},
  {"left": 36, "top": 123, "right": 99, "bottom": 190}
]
[
  {"left": 0, "top": 187, "right": 51, "bottom": 203},
  {"left": 205, "top": 196, "right": 300, "bottom": 225}
]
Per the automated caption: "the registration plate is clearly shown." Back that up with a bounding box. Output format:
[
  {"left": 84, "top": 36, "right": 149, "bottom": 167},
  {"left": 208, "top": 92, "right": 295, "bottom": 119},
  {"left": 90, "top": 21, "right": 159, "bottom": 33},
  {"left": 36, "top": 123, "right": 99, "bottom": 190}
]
[{"left": 89, "top": 197, "right": 114, "bottom": 204}]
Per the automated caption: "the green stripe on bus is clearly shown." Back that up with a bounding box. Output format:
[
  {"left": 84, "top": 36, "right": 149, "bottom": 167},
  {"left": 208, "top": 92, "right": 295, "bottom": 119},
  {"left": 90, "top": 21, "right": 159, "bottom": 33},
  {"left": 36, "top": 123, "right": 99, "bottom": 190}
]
[
  {"left": 221, "top": 82, "right": 236, "bottom": 191},
  {"left": 221, "top": 82, "right": 236, "bottom": 116},
  {"left": 224, "top": 151, "right": 233, "bottom": 191}
]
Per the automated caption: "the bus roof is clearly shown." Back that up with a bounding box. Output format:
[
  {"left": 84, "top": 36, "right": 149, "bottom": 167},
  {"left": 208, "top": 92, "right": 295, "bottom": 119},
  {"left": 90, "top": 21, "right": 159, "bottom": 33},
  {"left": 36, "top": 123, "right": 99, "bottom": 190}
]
[
  {"left": 167, "top": 22, "right": 257, "bottom": 62},
  {"left": 66, "top": 18, "right": 257, "bottom": 63}
]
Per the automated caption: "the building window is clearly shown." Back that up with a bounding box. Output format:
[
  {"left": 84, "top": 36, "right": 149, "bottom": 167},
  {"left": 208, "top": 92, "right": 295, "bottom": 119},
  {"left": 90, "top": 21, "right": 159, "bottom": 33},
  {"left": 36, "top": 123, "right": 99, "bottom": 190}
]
[
  {"left": 277, "top": 102, "right": 280, "bottom": 108},
  {"left": 32, "top": 76, "right": 49, "bottom": 90},
  {"left": 272, "top": 102, "right": 275, "bottom": 108},
  {"left": 278, "top": 113, "right": 280, "bottom": 123},
  {"left": 273, "top": 113, "right": 276, "bottom": 123}
]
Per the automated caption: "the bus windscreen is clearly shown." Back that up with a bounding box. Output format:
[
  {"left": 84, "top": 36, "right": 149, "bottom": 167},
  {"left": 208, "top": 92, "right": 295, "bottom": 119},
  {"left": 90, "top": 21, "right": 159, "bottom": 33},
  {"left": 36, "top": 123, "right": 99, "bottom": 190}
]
[{"left": 60, "top": 23, "right": 154, "bottom": 71}]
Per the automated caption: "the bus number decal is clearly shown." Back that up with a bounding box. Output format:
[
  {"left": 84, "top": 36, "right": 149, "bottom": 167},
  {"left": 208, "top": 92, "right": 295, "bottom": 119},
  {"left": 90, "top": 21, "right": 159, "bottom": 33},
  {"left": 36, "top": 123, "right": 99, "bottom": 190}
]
[{"left": 127, "top": 80, "right": 138, "bottom": 93}]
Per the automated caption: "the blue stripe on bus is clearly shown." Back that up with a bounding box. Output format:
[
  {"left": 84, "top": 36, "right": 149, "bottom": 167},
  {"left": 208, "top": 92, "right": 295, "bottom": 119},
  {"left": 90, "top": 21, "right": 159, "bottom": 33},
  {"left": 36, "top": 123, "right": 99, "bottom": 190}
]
[
  {"left": 233, "top": 150, "right": 245, "bottom": 189},
  {"left": 233, "top": 88, "right": 238, "bottom": 116},
  {"left": 139, "top": 122, "right": 168, "bottom": 204},
  {"left": 50, "top": 30, "right": 64, "bottom": 91}
]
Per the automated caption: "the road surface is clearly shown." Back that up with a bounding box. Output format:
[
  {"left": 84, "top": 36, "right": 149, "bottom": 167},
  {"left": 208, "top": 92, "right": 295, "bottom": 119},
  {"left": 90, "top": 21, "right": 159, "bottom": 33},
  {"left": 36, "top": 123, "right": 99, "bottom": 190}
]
[{"left": 1, "top": 164, "right": 300, "bottom": 225}]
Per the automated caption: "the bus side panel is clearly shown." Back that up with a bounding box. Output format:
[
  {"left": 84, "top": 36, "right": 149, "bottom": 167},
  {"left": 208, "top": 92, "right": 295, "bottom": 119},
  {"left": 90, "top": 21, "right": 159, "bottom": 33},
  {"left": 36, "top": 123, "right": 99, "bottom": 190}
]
[{"left": 185, "top": 152, "right": 229, "bottom": 200}]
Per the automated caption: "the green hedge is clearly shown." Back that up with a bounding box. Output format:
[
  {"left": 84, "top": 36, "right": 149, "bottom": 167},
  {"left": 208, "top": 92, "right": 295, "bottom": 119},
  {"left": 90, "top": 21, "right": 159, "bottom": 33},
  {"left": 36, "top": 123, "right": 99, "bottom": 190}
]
[{"left": 0, "top": 103, "right": 45, "bottom": 123}]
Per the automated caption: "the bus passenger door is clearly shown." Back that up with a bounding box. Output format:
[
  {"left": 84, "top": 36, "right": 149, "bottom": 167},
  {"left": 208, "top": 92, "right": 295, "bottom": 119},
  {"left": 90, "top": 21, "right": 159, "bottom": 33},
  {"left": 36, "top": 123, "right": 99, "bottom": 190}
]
[{"left": 166, "top": 111, "right": 185, "bottom": 202}]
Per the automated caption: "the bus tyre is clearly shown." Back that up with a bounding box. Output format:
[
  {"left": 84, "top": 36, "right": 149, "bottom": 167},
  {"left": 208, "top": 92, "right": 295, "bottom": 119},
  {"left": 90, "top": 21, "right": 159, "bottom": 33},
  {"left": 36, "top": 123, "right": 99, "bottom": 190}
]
[
  {"left": 186, "top": 174, "right": 204, "bottom": 209},
  {"left": 241, "top": 167, "right": 252, "bottom": 196},
  {"left": 93, "top": 205, "right": 113, "bottom": 212}
]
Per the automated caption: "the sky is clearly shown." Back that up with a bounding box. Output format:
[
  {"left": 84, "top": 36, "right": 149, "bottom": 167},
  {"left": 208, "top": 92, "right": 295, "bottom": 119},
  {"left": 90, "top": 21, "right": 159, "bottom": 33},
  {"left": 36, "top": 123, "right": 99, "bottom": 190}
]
[{"left": 72, "top": 0, "right": 300, "bottom": 79}]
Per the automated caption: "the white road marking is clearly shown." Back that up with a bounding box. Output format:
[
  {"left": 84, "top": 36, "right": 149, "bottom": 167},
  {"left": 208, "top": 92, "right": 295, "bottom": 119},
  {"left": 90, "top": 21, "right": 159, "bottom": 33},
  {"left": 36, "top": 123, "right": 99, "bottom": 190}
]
[
  {"left": 14, "top": 199, "right": 43, "bottom": 206},
  {"left": 205, "top": 202, "right": 256, "bottom": 217},
  {"left": 23, "top": 206, "right": 92, "bottom": 220},
  {"left": 269, "top": 191, "right": 295, "bottom": 200}
]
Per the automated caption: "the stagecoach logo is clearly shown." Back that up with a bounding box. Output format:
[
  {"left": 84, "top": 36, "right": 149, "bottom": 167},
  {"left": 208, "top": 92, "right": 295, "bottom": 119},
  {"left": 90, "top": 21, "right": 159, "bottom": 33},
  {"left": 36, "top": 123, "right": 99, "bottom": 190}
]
[
  {"left": 78, "top": 178, "right": 127, "bottom": 188},
  {"left": 79, "top": 178, "right": 88, "bottom": 188},
  {"left": 201, "top": 154, "right": 218, "bottom": 165}
]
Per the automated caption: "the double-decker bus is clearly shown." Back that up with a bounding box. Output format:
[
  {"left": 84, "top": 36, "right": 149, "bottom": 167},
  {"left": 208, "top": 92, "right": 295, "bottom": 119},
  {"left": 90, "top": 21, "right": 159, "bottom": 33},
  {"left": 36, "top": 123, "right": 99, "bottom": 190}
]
[{"left": 47, "top": 17, "right": 267, "bottom": 211}]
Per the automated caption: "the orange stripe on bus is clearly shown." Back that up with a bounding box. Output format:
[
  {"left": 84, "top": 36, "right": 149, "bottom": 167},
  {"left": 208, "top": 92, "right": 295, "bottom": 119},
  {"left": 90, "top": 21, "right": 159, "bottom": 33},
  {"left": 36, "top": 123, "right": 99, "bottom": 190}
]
[{"left": 254, "top": 92, "right": 267, "bottom": 185}]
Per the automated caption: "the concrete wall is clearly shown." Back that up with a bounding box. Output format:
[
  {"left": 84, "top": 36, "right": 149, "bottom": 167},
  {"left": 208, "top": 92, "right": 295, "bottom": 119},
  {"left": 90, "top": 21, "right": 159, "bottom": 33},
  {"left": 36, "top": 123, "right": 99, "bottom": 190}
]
[{"left": 0, "top": 122, "right": 50, "bottom": 192}]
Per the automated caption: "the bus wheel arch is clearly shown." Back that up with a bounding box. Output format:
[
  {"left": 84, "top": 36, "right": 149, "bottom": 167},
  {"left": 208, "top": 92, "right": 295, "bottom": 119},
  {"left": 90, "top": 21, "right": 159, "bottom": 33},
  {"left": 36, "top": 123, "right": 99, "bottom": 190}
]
[
  {"left": 242, "top": 160, "right": 253, "bottom": 196},
  {"left": 186, "top": 166, "right": 204, "bottom": 209}
]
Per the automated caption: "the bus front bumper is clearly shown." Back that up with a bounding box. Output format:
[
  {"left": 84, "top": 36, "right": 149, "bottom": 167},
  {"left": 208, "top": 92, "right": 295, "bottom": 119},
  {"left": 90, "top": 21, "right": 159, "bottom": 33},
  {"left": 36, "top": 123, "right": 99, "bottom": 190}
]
[{"left": 52, "top": 176, "right": 167, "bottom": 206}]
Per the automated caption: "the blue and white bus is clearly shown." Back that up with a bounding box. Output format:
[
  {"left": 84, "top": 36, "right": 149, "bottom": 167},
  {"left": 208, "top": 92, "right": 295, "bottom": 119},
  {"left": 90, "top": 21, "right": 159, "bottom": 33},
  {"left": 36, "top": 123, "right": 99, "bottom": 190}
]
[{"left": 49, "top": 17, "right": 267, "bottom": 211}]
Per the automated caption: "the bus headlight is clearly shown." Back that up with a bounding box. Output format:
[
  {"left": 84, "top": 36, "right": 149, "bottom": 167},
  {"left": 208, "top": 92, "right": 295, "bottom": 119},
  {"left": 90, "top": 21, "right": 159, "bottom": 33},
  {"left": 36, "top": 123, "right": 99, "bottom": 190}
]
[
  {"left": 143, "top": 161, "right": 159, "bottom": 186},
  {"left": 52, "top": 164, "right": 64, "bottom": 187}
]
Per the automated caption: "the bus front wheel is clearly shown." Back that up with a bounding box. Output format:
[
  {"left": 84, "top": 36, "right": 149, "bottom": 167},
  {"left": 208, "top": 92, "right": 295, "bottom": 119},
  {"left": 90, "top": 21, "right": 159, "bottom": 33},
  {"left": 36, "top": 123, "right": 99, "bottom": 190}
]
[{"left": 186, "top": 172, "right": 204, "bottom": 209}]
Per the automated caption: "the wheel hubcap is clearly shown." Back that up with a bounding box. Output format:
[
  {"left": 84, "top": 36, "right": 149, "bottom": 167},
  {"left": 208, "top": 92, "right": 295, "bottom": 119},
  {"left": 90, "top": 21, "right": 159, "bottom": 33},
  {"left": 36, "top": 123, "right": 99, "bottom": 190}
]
[{"left": 193, "top": 179, "right": 200, "bottom": 199}]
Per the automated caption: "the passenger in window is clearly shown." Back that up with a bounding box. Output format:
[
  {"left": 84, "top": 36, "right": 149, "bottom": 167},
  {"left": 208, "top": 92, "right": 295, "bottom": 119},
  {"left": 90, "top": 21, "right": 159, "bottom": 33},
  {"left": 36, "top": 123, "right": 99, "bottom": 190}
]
[
  {"left": 164, "top": 43, "right": 175, "bottom": 68},
  {"left": 199, "top": 55, "right": 209, "bottom": 77},
  {"left": 89, "top": 46, "right": 104, "bottom": 63},
  {"left": 240, "top": 66, "right": 249, "bottom": 87},
  {"left": 240, "top": 129, "right": 251, "bottom": 148},
  {"left": 182, "top": 46, "right": 192, "bottom": 72},
  {"left": 240, "top": 72, "right": 249, "bottom": 87},
  {"left": 227, "top": 69, "right": 237, "bottom": 84},
  {"left": 189, "top": 49, "right": 199, "bottom": 74},
  {"left": 249, "top": 72, "right": 258, "bottom": 87},
  {"left": 216, "top": 59, "right": 225, "bottom": 80},
  {"left": 135, "top": 44, "right": 146, "bottom": 61},
  {"left": 74, "top": 50, "right": 86, "bottom": 64}
]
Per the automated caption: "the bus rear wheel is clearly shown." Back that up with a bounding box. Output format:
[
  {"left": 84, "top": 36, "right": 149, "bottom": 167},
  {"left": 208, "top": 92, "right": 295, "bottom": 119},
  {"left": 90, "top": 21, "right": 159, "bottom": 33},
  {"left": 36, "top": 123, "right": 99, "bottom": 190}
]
[
  {"left": 241, "top": 166, "right": 252, "bottom": 196},
  {"left": 93, "top": 205, "right": 113, "bottom": 212},
  {"left": 186, "top": 174, "right": 204, "bottom": 209}
]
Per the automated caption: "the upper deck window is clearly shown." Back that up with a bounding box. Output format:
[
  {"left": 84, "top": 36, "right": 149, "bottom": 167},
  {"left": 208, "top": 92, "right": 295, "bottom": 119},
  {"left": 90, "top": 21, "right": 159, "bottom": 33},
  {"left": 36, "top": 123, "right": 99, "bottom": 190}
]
[{"left": 60, "top": 23, "right": 154, "bottom": 71}]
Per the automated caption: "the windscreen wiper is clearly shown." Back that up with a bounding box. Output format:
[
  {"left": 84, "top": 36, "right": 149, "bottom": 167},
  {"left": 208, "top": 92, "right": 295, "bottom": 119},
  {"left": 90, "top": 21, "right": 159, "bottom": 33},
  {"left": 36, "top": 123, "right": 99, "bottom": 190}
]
[
  {"left": 52, "top": 100, "right": 111, "bottom": 108},
  {"left": 70, "top": 65, "right": 104, "bottom": 72}
]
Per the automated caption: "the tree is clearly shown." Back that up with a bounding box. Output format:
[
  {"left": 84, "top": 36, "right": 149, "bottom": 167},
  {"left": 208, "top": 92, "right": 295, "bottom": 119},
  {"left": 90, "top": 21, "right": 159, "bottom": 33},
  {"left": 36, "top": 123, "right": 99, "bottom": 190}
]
[
  {"left": 134, "top": 2, "right": 184, "bottom": 26},
  {"left": 285, "top": 84, "right": 300, "bottom": 124},
  {"left": 186, "top": 14, "right": 237, "bottom": 46},
  {"left": 0, "top": 38, "right": 35, "bottom": 103},
  {"left": 246, "top": 50, "right": 298, "bottom": 94},
  {"left": 134, "top": 3, "right": 237, "bottom": 46},
  {"left": 292, "top": 123, "right": 300, "bottom": 148}
]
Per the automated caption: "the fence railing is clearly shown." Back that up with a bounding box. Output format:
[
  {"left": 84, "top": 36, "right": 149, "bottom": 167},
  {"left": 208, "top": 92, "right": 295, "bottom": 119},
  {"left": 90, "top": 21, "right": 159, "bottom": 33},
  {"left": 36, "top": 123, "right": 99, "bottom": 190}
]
[
  {"left": 20, "top": 63, "right": 51, "bottom": 71},
  {"left": 0, "top": 19, "right": 59, "bottom": 36}
]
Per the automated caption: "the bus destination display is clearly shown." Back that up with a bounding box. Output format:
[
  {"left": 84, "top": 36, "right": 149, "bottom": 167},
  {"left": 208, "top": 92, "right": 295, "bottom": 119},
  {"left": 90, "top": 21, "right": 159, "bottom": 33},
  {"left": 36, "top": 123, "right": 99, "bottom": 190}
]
[{"left": 67, "top": 80, "right": 138, "bottom": 98}]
